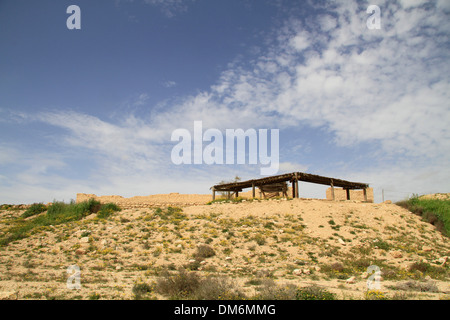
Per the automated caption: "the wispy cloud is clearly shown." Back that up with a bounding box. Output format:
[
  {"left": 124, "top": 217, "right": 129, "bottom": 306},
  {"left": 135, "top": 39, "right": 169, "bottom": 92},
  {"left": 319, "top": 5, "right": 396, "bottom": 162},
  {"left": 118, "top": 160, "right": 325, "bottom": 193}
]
[
  {"left": 2, "top": 0, "right": 449, "bottom": 203},
  {"left": 142, "top": 0, "right": 196, "bottom": 17},
  {"left": 163, "top": 80, "right": 177, "bottom": 88}
]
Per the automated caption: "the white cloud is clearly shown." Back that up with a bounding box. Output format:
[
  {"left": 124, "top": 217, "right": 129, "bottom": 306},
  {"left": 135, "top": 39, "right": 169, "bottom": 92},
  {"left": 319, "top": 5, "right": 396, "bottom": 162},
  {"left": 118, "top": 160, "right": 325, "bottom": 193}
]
[
  {"left": 289, "top": 31, "right": 310, "bottom": 52},
  {"left": 437, "top": 0, "right": 450, "bottom": 12},
  {"left": 133, "top": 93, "right": 149, "bottom": 106},
  {"left": 398, "top": 0, "right": 428, "bottom": 10},
  {"left": 163, "top": 80, "right": 177, "bottom": 88},
  {"left": 278, "top": 162, "right": 308, "bottom": 174},
  {"left": 3, "top": 0, "right": 449, "bottom": 203},
  {"left": 143, "top": 0, "right": 195, "bottom": 17}
]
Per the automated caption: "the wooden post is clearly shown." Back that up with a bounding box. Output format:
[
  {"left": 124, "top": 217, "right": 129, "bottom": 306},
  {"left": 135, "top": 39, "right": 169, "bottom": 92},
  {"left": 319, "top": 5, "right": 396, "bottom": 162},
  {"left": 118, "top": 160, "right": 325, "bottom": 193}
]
[
  {"left": 292, "top": 180, "right": 296, "bottom": 198},
  {"left": 295, "top": 173, "right": 299, "bottom": 198},
  {"left": 363, "top": 188, "right": 368, "bottom": 202},
  {"left": 235, "top": 190, "right": 239, "bottom": 198},
  {"left": 331, "top": 180, "right": 335, "bottom": 201},
  {"left": 227, "top": 191, "right": 230, "bottom": 200},
  {"left": 252, "top": 182, "right": 255, "bottom": 198},
  {"left": 346, "top": 188, "right": 350, "bottom": 200},
  {"left": 212, "top": 187, "right": 216, "bottom": 201}
]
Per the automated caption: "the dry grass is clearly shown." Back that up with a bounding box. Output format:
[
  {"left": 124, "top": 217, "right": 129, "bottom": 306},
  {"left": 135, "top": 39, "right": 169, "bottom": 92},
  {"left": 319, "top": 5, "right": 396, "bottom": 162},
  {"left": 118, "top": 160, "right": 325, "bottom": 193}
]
[{"left": 0, "top": 198, "right": 449, "bottom": 300}]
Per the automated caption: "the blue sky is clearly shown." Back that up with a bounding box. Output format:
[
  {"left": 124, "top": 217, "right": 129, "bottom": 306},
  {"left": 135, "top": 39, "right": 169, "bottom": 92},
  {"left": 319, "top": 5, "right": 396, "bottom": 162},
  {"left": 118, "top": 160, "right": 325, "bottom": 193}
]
[{"left": 1, "top": 0, "right": 449, "bottom": 204}]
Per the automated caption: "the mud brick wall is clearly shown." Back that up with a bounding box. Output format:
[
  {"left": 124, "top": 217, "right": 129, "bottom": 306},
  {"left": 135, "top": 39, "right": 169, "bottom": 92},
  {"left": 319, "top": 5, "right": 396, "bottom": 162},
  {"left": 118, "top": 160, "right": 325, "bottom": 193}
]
[{"left": 326, "top": 187, "right": 373, "bottom": 202}]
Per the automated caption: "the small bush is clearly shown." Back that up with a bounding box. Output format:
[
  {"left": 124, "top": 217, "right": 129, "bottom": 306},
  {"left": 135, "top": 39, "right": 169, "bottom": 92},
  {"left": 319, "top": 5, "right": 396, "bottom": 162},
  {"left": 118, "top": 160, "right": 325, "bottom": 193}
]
[
  {"left": 252, "top": 279, "right": 298, "bottom": 300},
  {"left": 329, "top": 262, "right": 345, "bottom": 272},
  {"left": 47, "top": 198, "right": 101, "bottom": 221},
  {"left": 194, "top": 245, "right": 216, "bottom": 260},
  {"left": 296, "top": 286, "right": 336, "bottom": 300},
  {"left": 132, "top": 281, "right": 155, "bottom": 300},
  {"left": 88, "top": 292, "right": 101, "bottom": 300},
  {"left": 364, "top": 290, "right": 388, "bottom": 300},
  {"left": 390, "top": 280, "right": 439, "bottom": 293},
  {"left": 407, "top": 261, "right": 447, "bottom": 279},
  {"left": 97, "top": 203, "right": 121, "bottom": 219},
  {"left": 194, "top": 276, "right": 245, "bottom": 300},
  {"left": 22, "top": 203, "right": 47, "bottom": 218},
  {"left": 156, "top": 268, "right": 246, "bottom": 300},
  {"left": 154, "top": 207, "right": 187, "bottom": 221},
  {"left": 253, "top": 234, "right": 266, "bottom": 246},
  {"left": 372, "top": 239, "right": 391, "bottom": 250},
  {"left": 156, "top": 268, "right": 201, "bottom": 299}
]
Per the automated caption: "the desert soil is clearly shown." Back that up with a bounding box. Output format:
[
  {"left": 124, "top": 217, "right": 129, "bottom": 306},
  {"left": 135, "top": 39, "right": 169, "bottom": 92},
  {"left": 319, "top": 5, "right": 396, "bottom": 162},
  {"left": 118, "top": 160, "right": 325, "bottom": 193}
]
[{"left": 0, "top": 197, "right": 449, "bottom": 300}]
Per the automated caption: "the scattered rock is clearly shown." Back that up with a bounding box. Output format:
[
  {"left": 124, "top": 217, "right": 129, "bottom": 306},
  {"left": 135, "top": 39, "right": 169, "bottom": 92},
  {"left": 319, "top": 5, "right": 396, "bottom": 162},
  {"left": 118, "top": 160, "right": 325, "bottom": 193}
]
[
  {"left": 361, "top": 272, "right": 369, "bottom": 279},
  {"left": 225, "top": 256, "right": 232, "bottom": 261},
  {"left": 345, "top": 276, "right": 356, "bottom": 284},
  {"left": 80, "top": 237, "right": 89, "bottom": 243},
  {"left": 391, "top": 251, "right": 403, "bottom": 259},
  {"left": 188, "top": 259, "right": 197, "bottom": 264},
  {"left": 302, "top": 268, "right": 310, "bottom": 275},
  {"left": 422, "top": 246, "right": 432, "bottom": 252},
  {"left": 383, "top": 200, "right": 392, "bottom": 204},
  {"left": 338, "top": 238, "right": 346, "bottom": 246},
  {"left": 293, "top": 269, "right": 302, "bottom": 276},
  {"left": 75, "top": 249, "right": 85, "bottom": 255}
]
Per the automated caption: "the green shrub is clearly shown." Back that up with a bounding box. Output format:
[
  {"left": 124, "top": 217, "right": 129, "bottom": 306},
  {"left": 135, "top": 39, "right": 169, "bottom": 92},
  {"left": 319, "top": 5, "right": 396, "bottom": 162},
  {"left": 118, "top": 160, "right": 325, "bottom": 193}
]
[
  {"left": 154, "top": 207, "right": 186, "bottom": 221},
  {"left": 0, "top": 199, "right": 116, "bottom": 247},
  {"left": 97, "top": 203, "right": 121, "bottom": 219},
  {"left": 372, "top": 239, "right": 391, "bottom": 250},
  {"left": 364, "top": 290, "right": 388, "bottom": 300},
  {"left": 132, "top": 281, "right": 154, "bottom": 300},
  {"left": 47, "top": 198, "right": 101, "bottom": 221},
  {"left": 396, "top": 196, "right": 450, "bottom": 237},
  {"left": 22, "top": 203, "right": 47, "bottom": 218}
]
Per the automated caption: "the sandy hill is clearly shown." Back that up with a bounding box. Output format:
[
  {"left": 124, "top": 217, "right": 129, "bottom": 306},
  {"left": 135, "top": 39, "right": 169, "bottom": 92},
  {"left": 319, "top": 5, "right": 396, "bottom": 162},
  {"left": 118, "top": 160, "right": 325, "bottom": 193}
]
[{"left": 0, "top": 198, "right": 448, "bottom": 300}]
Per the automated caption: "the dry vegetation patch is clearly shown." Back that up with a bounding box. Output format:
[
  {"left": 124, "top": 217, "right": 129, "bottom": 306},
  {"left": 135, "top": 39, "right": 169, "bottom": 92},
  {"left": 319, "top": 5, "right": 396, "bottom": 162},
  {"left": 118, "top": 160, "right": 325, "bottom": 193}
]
[{"left": 0, "top": 198, "right": 448, "bottom": 300}]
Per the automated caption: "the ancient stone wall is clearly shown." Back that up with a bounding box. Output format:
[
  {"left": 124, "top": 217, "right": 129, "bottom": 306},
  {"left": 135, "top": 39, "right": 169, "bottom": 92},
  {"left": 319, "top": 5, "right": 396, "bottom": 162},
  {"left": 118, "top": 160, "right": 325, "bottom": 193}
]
[{"left": 76, "top": 193, "right": 213, "bottom": 208}]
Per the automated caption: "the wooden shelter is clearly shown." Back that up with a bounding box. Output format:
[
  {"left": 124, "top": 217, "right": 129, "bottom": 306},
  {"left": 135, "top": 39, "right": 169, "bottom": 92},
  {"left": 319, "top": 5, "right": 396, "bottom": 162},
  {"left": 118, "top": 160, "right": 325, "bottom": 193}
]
[
  {"left": 211, "top": 172, "right": 369, "bottom": 201},
  {"left": 258, "top": 182, "right": 288, "bottom": 199}
]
